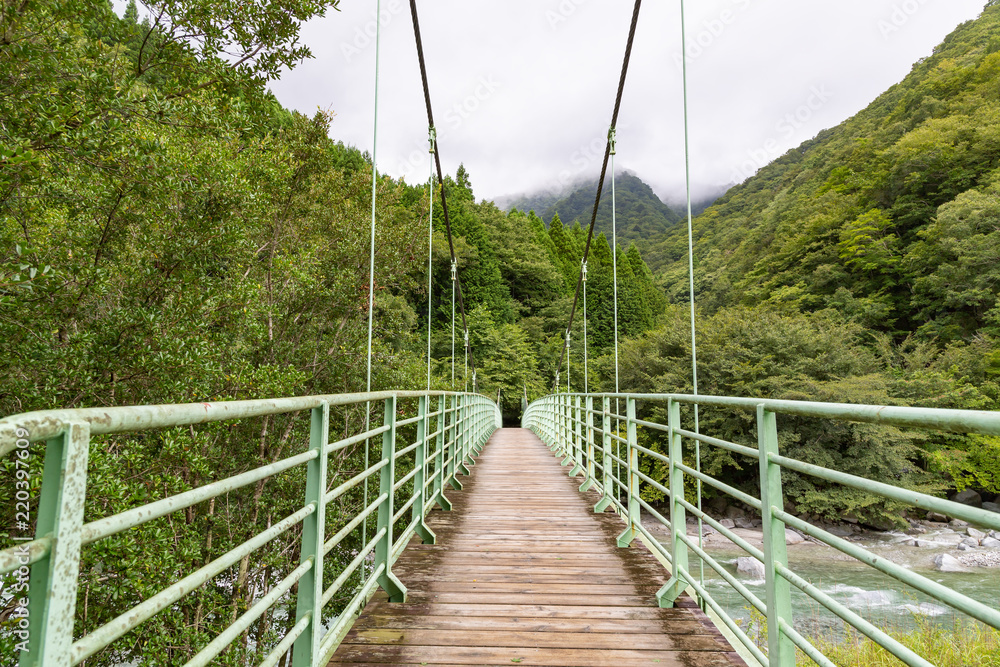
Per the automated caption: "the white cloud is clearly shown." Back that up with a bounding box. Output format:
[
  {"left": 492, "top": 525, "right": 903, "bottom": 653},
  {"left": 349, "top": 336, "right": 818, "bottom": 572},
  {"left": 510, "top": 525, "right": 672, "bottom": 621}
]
[{"left": 268, "top": 0, "right": 986, "bottom": 203}]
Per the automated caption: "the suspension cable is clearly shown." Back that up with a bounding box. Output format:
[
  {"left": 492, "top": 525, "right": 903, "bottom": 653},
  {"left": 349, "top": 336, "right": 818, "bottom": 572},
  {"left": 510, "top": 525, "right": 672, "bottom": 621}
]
[
  {"left": 426, "top": 127, "right": 435, "bottom": 391},
  {"left": 552, "top": 0, "right": 643, "bottom": 392},
  {"left": 408, "top": 0, "right": 477, "bottom": 384},
  {"left": 582, "top": 260, "right": 588, "bottom": 393},
  {"left": 611, "top": 128, "right": 620, "bottom": 395},
  {"left": 679, "top": 0, "right": 704, "bottom": 590}
]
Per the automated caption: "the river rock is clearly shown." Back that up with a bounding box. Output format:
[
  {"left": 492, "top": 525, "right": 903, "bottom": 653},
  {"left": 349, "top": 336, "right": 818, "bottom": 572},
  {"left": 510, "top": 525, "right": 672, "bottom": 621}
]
[
  {"left": 950, "top": 489, "right": 983, "bottom": 508},
  {"left": 827, "top": 525, "right": 854, "bottom": 537},
  {"left": 926, "top": 511, "right": 949, "bottom": 523},
  {"left": 737, "top": 556, "right": 766, "bottom": 580},
  {"left": 960, "top": 537, "right": 980, "bottom": 548},
  {"left": 949, "top": 519, "right": 969, "bottom": 529},
  {"left": 958, "top": 543, "right": 972, "bottom": 551},
  {"left": 719, "top": 518, "right": 736, "bottom": 529},
  {"left": 967, "top": 527, "right": 986, "bottom": 540},
  {"left": 982, "top": 537, "right": 1000, "bottom": 548},
  {"left": 734, "top": 517, "right": 755, "bottom": 529},
  {"left": 933, "top": 554, "right": 969, "bottom": 572},
  {"left": 785, "top": 528, "right": 806, "bottom": 545},
  {"left": 983, "top": 502, "right": 1000, "bottom": 514}
]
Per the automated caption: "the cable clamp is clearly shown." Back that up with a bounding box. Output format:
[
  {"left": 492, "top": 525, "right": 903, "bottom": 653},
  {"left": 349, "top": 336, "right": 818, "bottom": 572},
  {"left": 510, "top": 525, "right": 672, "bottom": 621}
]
[
  {"left": 428, "top": 126, "right": 437, "bottom": 154},
  {"left": 555, "top": 371, "right": 561, "bottom": 388},
  {"left": 581, "top": 260, "right": 588, "bottom": 282},
  {"left": 566, "top": 331, "right": 571, "bottom": 347},
  {"left": 608, "top": 127, "right": 617, "bottom": 156},
  {"left": 450, "top": 261, "right": 457, "bottom": 281},
  {"left": 464, "top": 331, "right": 469, "bottom": 345}
]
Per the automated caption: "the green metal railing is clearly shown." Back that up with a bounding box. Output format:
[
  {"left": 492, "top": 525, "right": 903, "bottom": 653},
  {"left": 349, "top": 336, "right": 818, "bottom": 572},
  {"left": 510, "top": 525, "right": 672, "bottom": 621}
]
[
  {"left": 0, "top": 391, "right": 499, "bottom": 667},
  {"left": 523, "top": 393, "right": 1000, "bottom": 667}
]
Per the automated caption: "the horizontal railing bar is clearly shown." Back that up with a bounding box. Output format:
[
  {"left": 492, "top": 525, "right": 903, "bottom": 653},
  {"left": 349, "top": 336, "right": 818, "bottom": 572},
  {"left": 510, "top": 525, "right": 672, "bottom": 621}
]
[
  {"left": 321, "top": 527, "right": 385, "bottom": 608},
  {"left": 327, "top": 423, "right": 391, "bottom": 454},
  {"left": 674, "top": 562, "right": 769, "bottom": 667},
  {"left": 318, "top": 561, "right": 385, "bottom": 660},
  {"left": 396, "top": 414, "right": 424, "bottom": 428},
  {"left": 677, "top": 497, "right": 766, "bottom": 561},
  {"left": 632, "top": 417, "right": 671, "bottom": 434},
  {"left": 76, "top": 449, "right": 317, "bottom": 550},
  {"left": 677, "top": 531, "right": 767, "bottom": 615},
  {"left": 675, "top": 461, "right": 763, "bottom": 511},
  {"left": 0, "top": 390, "right": 474, "bottom": 454},
  {"left": 633, "top": 443, "right": 670, "bottom": 466},
  {"left": 636, "top": 496, "right": 671, "bottom": 530},
  {"left": 0, "top": 535, "right": 51, "bottom": 575},
  {"left": 774, "top": 561, "right": 933, "bottom": 667},
  {"left": 393, "top": 517, "right": 420, "bottom": 558},
  {"left": 259, "top": 614, "right": 311, "bottom": 667},
  {"left": 325, "top": 458, "right": 389, "bottom": 505},
  {"left": 392, "top": 491, "right": 420, "bottom": 524},
  {"left": 559, "top": 393, "right": 1000, "bottom": 435},
  {"left": 634, "top": 468, "right": 670, "bottom": 497},
  {"left": 323, "top": 493, "right": 386, "bottom": 556},
  {"left": 675, "top": 428, "right": 759, "bottom": 459},
  {"left": 72, "top": 502, "right": 316, "bottom": 664},
  {"left": 771, "top": 454, "right": 1000, "bottom": 530},
  {"left": 393, "top": 440, "right": 422, "bottom": 460},
  {"left": 774, "top": 508, "right": 1000, "bottom": 628},
  {"left": 184, "top": 558, "right": 314, "bottom": 667},
  {"left": 777, "top": 616, "right": 837, "bottom": 667}
]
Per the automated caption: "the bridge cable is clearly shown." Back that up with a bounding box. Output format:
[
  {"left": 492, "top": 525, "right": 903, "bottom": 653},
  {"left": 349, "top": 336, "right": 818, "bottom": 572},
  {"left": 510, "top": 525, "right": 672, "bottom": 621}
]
[
  {"left": 678, "top": 0, "right": 705, "bottom": 590},
  {"left": 611, "top": 129, "right": 620, "bottom": 397},
  {"left": 551, "top": 0, "right": 643, "bottom": 392},
  {"left": 582, "top": 260, "right": 588, "bottom": 393},
  {"left": 363, "top": 0, "right": 385, "bottom": 562},
  {"left": 408, "top": 0, "right": 478, "bottom": 388},
  {"left": 426, "top": 127, "right": 436, "bottom": 391}
]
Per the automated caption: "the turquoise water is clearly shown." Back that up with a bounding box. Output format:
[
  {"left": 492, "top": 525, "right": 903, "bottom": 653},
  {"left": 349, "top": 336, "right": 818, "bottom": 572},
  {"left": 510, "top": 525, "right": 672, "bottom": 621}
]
[{"left": 684, "top": 535, "right": 1000, "bottom": 641}]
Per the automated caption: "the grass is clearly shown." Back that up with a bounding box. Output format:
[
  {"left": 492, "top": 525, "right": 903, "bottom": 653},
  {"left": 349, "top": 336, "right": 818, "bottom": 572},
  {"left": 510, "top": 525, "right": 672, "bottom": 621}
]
[{"left": 738, "top": 606, "right": 1000, "bottom": 666}]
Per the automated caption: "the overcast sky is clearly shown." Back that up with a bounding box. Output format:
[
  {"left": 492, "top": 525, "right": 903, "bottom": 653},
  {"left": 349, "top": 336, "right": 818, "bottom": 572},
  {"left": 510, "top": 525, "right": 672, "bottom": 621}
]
[{"left": 268, "top": 0, "right": 987, "bottom": 205}]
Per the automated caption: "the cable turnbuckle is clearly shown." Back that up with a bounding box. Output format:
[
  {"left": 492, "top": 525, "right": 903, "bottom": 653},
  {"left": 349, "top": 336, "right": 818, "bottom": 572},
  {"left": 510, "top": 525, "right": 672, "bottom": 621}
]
[
  {"left": 428, "top": 126, "right": 437, "bottom": 154},
  {"left": 608, "top": 127, "right": 617, "bottom": 156},
  {"left": 581, "top": 261, "right": 588, "bottom": 282},
  {"left": 450, "top": 261, "right": 457, "bottom": 281}
]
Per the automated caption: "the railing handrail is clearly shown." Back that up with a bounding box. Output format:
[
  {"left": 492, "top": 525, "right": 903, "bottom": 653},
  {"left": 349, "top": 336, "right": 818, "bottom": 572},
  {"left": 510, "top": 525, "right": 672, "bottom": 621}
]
[
  {"left": 537, "top": 391, "right": 1000, "bottom": 435},
  {"left": 0, "top": 390, "right": 479, "bottom": 455}
]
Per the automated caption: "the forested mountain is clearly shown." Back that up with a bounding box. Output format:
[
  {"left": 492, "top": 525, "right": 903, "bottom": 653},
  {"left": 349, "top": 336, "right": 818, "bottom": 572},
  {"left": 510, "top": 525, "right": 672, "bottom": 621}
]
[{"left": 506, "top": 172, "right": 683, "bottom": 255}]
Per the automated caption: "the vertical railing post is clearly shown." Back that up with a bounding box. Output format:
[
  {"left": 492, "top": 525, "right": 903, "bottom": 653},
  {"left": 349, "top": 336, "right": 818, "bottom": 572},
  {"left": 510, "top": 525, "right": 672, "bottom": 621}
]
[
  {"left": 432, "top": 394, "right": 452, "bottom": 510},
  {"left": 412, "top": 396, "right": 436, "bottom": 544},
  {"left": 292, "top": 402, "right": 329, "bottom": 667},
  {"left": 758, "top": 405, "right": 794, "bottom": 666},
  {"left": 447, "top": 395, "right": 462, "bottom": 490},
  {"left": 580, "top": 395, "right": 596, "bottom": 492},
  {"left": 375, "top": 396, "right": 406, "bottom": 602},
  {"left": 463, "top": 395, "right": 478, "bottom": 467},
  {"left": 569, "top": 395, "right": 584, "bottom": 476},
  {"left": 22, "top": 421, "right": 90, "bottom": 667},
  {"left": 616, "top": 398, "right": 640, "bottom": 547},
  {"left": 657, "top": 397, "right": 689, "bottom": 607},
  {"left": 457, "top": 395, "right": 471, "bottom": 476},
  {"left": 594, "top": 397, "right": 613, "bottom": 513},
  {"left": 560, "top": 394, "right": 574, "bottom": 467},
  {"left": 549, "top": 394, "right": 560, "bottom": 452}
]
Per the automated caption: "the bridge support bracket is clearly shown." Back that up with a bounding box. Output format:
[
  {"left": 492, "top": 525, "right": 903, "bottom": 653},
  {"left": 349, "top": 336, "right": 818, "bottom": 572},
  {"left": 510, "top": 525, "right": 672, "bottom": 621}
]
[
  {"left": 568, "top": 463, "right": 583, "bottom": 477},
  {"left": 579, "top": 476, "right": 595, "bottom": 492},
  {"left": 415, "top": 519, "right": 436, "bottom": 545},
  {"left": 434, "top": 489, "right": 453, "bottom": 511},
  {"left": 457, "top": 462, "right": 471, "bottom": 476},
  {"left": 378, "top": 570, "right": 408, "bottom": 604},
  {"left": 616, "top": 524, "right": 636, "bottom": 548},
  {"left": 449, "top": 476, "right": 464, "bottom": 490},
  {"left": 656, "top": 577, "right": 684, "bottom": 608},
  {"left": 594, "top": 496, "right": 612, "bottom": 513},
  {"left": 560, "top": 455, "right": 573, "bottom": 467}
]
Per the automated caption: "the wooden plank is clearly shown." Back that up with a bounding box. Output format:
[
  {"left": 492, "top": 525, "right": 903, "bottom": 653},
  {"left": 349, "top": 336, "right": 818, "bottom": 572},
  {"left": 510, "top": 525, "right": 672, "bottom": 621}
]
[{"left": 327, "top": 428, "right": 744, "bottom": 667}]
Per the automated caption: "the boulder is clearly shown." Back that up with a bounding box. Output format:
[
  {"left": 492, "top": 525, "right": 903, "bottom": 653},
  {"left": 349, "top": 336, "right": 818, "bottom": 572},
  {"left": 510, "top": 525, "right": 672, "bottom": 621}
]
[
  {"left": 736, "top": 556, "right": 766, "bottom": 580},
  {"left": 958, "top": 543, "right": 972, "bottom": 551},
  {"left": 785, "top": 529, "right": 806, "bottom": 545},
  {"left": 933, "top": 554, "right": 969, "bottom": 573},
  {"left": 949, "top": 519, "right": 969, "bottom": 529},
  {"left": 960, "top": 537, "right": 980, "bottom": 548},
  {"left": 719, "top": 518, "right": 736, "bottom": 529},
  {"left": 734, "top": 517, "right": 755, "bottom": 530},
  {"left": 982, "top": 537, "right": 1000, "bottom": 548},
  {"left": 983, "top": 502, "right": 1000, "bottom": 514},
  {"left": 926, "top": 511, "right": 949, "bottom": 523},
  {"left": 950, "top": 489, "right": 983, "bottom": 508},
  {"left": 725, "top": 506, "right": 747, "bottom": 520},
  {"left": 967, "top": 527, "right": 986, "bottom": 541}
]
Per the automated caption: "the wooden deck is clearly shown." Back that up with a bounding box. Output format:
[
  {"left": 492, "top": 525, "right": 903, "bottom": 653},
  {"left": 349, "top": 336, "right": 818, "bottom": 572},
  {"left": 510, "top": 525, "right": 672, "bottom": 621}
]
[{"left": 329, "top": 427, "right": 745, "bottom": 666}]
